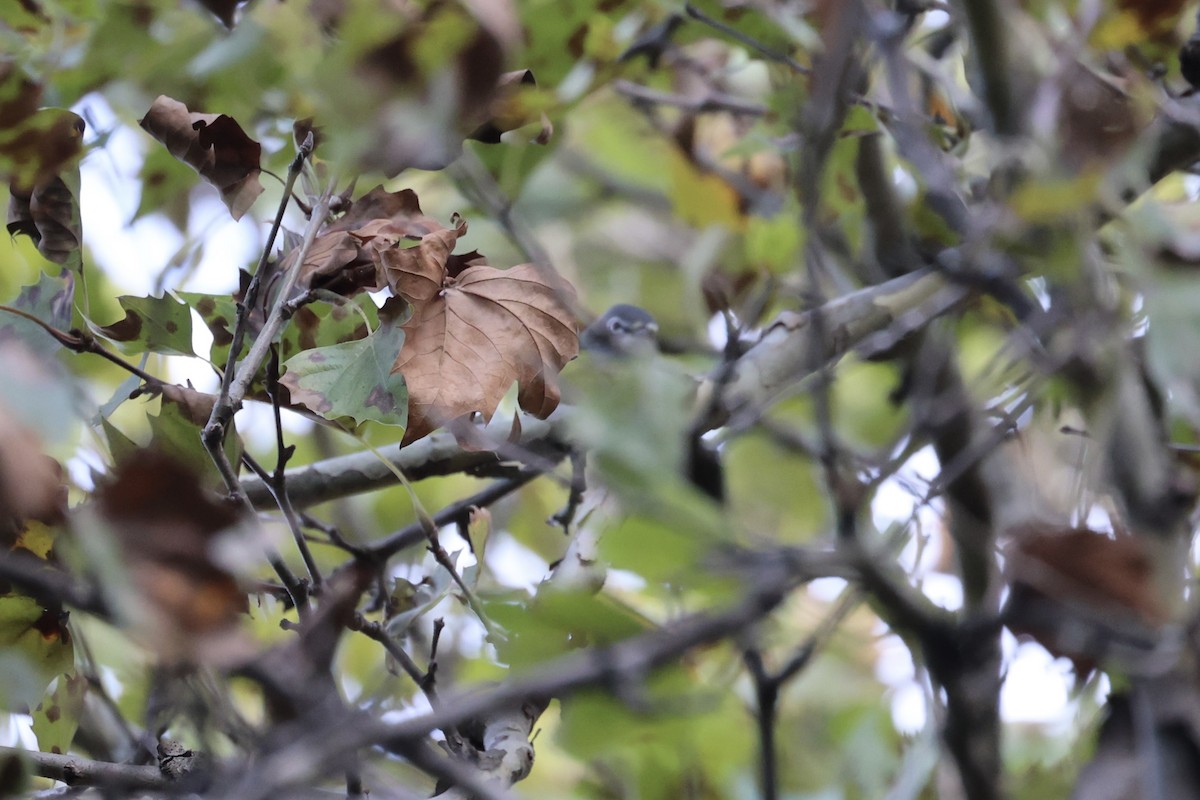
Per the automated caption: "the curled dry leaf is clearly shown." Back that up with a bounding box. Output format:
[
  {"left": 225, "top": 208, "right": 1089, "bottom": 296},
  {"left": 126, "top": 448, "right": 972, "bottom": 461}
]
[
  {"left": 139, "top": 96, "right": 263, "bottom": 220},
  {"left": 382, "top": 219, "right": 578, "bottom": 443},
  {"left": 5, "top": 109, "right": 85, "bottom": 267},
  {"left": 156, "top": 384, "right": 219, "bottom": 427},
  {"left": 95, "top": 451, "right": 251, "bottom": 664},
  {"left": 290, "top": 186, "right": 444, "bottom": 295}
]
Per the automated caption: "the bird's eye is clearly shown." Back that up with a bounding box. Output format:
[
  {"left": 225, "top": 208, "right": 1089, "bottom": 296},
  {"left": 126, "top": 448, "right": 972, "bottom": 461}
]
[{"left": 607, "top": 317, "right": 627, "bottom": 334}]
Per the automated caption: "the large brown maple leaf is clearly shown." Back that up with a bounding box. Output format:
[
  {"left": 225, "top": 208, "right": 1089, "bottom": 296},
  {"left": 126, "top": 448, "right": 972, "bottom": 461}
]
[{"left": 380, "top": 217, "right": 578, "bottom": 444}]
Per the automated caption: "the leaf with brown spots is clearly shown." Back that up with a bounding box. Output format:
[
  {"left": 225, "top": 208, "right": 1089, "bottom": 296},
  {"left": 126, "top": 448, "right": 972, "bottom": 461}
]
[
  {"left": 379, "top": 217, "right": 579, "bottom": 443},
  {"left": 0, "top": 510, "right": 72, "bottom": 712},
  {"left": 180, "top": 290, "right": 380, "bottom": 397},
  {"left": 93, "top": 294, "right": 195, "bottom": 356},
  {"left": 280, "top": 296, "right": 410, "bottom": 428},
  {"left": 94, "top": 450, "right": 252, "bottom": 664},
  {"left": 138, "top": 95, "right": 263, "bottom": 220},
  {"left": 31, "top": 671, "right": 85, "bottom": 756}
]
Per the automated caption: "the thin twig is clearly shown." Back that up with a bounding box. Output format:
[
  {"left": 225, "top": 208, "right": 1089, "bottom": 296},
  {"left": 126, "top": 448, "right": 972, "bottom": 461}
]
[
  {"left": 356, "top": 470, "right": 543, "bottom": 563},
  {"left": 0, "top": 305, "right": 163, "bottom": 386},
  {"left": 266, "top": 346, "right": 323, "bottom": 589},
  {"left": 683, "top": 2, "right": 811, "bottom": 74},
  {"left": 613, "top": 79, "right": 768, "bottom": 116}
]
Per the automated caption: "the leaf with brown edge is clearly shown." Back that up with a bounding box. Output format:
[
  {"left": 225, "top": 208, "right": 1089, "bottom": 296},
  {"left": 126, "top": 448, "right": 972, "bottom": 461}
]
[
  {"left": 138, "top": 96, "right": 263, "bottom": 220},
  {"left": 94, "top": 450, "right": 252, "bottom": 664},
  {"left": 389, "top": 257, "right": 579, "bottom": 444},
  {"left": 279, "top": 296, "right": 410, "bottom": 428}
]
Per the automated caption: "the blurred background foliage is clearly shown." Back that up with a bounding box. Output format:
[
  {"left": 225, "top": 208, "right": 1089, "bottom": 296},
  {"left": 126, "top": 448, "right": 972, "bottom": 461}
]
[{"left": 5, "top": 0, "right": 1200, "bottom": 796}]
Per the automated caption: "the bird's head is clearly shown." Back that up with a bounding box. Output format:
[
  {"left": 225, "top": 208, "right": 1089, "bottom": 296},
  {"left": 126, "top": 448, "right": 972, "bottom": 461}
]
[{"left": 580, "top": 304, "right": 659, "bottom": 358}]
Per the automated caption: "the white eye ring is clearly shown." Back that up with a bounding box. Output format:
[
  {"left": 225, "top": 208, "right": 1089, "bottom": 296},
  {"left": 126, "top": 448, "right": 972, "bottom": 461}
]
[{"left": 607, "top": 317, "right": 626, "bottom": 334}]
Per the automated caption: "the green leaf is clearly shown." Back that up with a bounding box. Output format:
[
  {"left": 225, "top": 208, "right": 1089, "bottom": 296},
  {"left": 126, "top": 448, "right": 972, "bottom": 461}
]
[
  {"left": 31, "top": 672, "right": 86, "bottom": 755},
  {"left": 0, "top": 271, "right": 75, "bottom": 357},
  {"left": 147, "top": 395, "right": 242, "bottom": 486},
  {"left": 93, "top": 293, "right": 195, "bottom": 356},
  {"left": 0, "top": 595, "right": 73, "bottom": 711},
  {"left": 181, "top": 289, "right": 380, "bottom": 379},
  {"left": 280, "top": 297, "right": 409, "bottom": 427}
]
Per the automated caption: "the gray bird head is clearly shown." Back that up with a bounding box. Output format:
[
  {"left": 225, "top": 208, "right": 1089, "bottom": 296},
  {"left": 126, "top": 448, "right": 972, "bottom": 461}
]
[{"left": 580, "top": 304, "right": 659, "bottom": 358}]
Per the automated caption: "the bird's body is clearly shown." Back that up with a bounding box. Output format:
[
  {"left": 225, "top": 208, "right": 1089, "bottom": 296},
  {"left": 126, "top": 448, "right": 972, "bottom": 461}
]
[{"left": 576, "top": 304, "right": 724, "bottom": 503}]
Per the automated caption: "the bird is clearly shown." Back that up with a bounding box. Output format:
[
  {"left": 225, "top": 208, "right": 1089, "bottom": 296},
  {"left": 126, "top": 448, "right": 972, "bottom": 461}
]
[
  {"left": 579, "top": 304, "right": 660, "bottom": 359},
  {"left": 578, "top": 304, "right": 724, "bottom": 503}
]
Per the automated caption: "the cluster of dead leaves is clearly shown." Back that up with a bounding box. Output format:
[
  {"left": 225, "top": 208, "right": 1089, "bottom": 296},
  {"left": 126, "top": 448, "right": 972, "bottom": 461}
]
[
  {"left": 279, "top": 185, "right": 579, "bottom": 443},
  {"left": 93, "top": 451, "right": 251, "bottom": 664}
]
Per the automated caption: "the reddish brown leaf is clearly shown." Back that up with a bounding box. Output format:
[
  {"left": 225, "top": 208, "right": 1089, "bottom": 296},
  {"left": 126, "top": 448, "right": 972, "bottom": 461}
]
[
  {"left": 95, "top": 451, "right": 250, "bottom": 663},
  {"left": 1005, "top": 526, "right": 1166, "bottom": 673},
  {"left": 138, "top": 96, "right": 263, "bottom": 220},
  {"left": 384, "top": 222, "right": 579, "bottom": 442},
  {"left": 157, "top": 384, "right": 219, "bottom": 427}
]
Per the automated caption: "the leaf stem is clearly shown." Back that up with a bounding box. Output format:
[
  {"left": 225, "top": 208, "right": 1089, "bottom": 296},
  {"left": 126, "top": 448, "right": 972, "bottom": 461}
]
[{"left": 0, "top": 304, "right": 163, "bottom": 386}]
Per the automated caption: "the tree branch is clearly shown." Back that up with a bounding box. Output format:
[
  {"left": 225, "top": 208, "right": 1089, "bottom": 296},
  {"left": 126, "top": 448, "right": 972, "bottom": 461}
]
[{"left": 0, "top": 745, "right": 166, "bottom": 790}]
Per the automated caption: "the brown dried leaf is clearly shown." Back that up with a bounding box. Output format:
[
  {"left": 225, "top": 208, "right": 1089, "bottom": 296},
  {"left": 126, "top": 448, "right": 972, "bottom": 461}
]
[
  {"left": 7, "top": 175, "right": 82, "bottom": 266},
  {"left": 157, "top": 384, "right": 219, "bottom": 427},
  {"left": 0, "top": 407, "right": 64, "bottom": 528},
  {"left": 330, "top": 0, "right": 521, "bottom": 175},
  {"left": 1005, "top": 526, "right": 1165, "bottom": 673},
  {"left": 1009, "top": 527, "right": 1164, "bottom": 622},
  {"left": 138, "top": 96, "right": 263, "bottom": 220},
  {"left": 95, "top": 451, "right": 250, "bottom": 663},
  {"left": 386, "top": 229, "right": 579, "bottom": 443},
  {"left": 3, "top": 108, "right": 85, "bottom": 267},
  {"left": 1057, "top": 65, "right": 1143, "bottom": 169},
  {"left": 292, "top": 186, "right": 447, "bottom": 295},
  {"left": 0, "top": 108, "right": 83, "bottom": 192}
]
